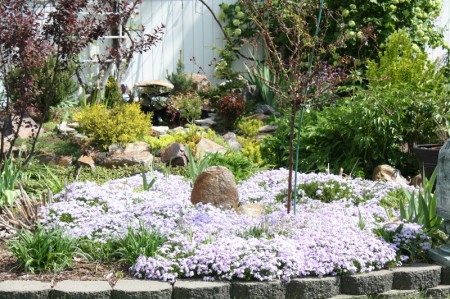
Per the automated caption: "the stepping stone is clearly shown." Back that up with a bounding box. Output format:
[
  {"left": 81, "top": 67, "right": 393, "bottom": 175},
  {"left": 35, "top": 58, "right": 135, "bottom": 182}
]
[
  {"left": 173, "top": 280, "right": 230, "bottom": 299},
  {"left": 231, "top": 280, "right": 285, "bottom": 299},
  {"left": 286, "top": 276, "right": 340, "bottom": 299},
  {"left": 391, "top": 263, "right": 441, "bottom": 290},
  {"left": 341, "top": 270, "right": 393, "bottom": 295},
  {"left": 50, "top": 280, "right": 111, "bottom": 299},
  {"left": 0, "top": 280, "right": 51, "bottom": 299},
  {"left": 111, "top": 280, "right": 172, "bottom": 299}
]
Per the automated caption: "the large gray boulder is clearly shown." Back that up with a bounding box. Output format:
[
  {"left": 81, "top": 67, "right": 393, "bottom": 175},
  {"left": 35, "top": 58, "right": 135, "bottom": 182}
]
[{"left": 191, "top": 166, "right": 239, "bottom": 209}]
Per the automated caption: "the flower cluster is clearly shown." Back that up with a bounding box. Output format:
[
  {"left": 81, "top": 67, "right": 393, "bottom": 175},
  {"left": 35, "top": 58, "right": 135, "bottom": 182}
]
[{"left": 39, "top": 169, "right": 415, "bottom": 282}]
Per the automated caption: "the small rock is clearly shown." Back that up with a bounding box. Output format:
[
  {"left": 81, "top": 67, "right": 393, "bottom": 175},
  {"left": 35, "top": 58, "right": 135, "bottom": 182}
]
[
  {"left": 255, "top": 104, "right": 280, "bottom": 116},
  {"left": 187, "top": 73, "right": 212, "bottom": 92},
  {"left": 258, "top": 125, "right": 278, "bottom": 134},
  {"left": 57, "top": 155, "right": 73, "bottom": 167},
  {"left": 151, "top": 126, "right": 170, "bottom": 136},
  {"left": 161, "top": 142, "right": 188, "bottom": 166},
  {"left": 191, "top": 166, "right": 239, "bottom": 209},
  {"left": 101, "top": 141, "right": 153, "bottom": 167},
  {"left": 249, "top": 113, "right": 270, "bottom": 122},
  {"left": 58, "top": 121, "right": 77, "bottom": 135},
  {"left": 222, "top": 132, "right": 242, "bottom": 151},
  {"left": 78, "top": 155, "right": 95, "bottom": 169},
  {"left": 196, "top": 137, "right": 227, "bottom": 158},
  {"left": 236, "top": 204, "right": 264, "bottom": 217},
  {"left": 372, "top": 164, "right": 409, "bottom": 185},
  {"left": 194, "top": 118, "right": 216, "bottom": 127}
]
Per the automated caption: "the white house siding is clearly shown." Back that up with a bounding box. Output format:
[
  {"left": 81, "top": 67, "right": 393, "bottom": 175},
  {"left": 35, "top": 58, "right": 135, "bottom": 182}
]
[
  {"left": 122, "top": 0, "right": 236, "bottom": 88},
  {"left": 429, "top": 0, "right": 450, "bottom": 62}
]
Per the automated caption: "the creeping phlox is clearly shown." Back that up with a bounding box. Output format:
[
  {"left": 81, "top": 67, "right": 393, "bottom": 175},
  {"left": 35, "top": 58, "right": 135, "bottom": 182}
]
[{"left": 39, "top": 169, "right": 427, "bottom": 282}]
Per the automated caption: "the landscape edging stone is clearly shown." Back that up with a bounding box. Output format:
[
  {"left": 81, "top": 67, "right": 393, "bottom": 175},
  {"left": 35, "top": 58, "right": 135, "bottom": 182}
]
[{"left": 1, "top": 264, "right": 450, "bottom": 299}]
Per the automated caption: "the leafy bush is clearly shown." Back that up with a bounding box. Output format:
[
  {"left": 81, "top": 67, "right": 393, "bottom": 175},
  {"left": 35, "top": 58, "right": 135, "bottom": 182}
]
[
  {"left": 6, "top": 55, "right": 78, "bottom": 120},
  {"left": 74, "top": 103, "right": 151, "bottom": 149},
  {"left": 207, "top": 151, "right": 255, "bottom": 183},
  {"left": 237, "top": 136, "right": 264, "bottom": 167},
  {"left": 260, "top": 116, "right": 293, "bottom": 168},
  {"left": 216, "top": 93, "right": 246, "bottom": 124},
  {"left": 168, "top": 92, "right": 203, "bottom": 123},
  {"left": 103, "top": 75, "right": 123, "bottom": 108},
  {"left": 236, "top": 118, "right": 263, "bottom": 139},
  {"left": 8, "top": 225, "right": 76, "bottom": 273},
  {"left": 297, "top": 31, "right": 450, "bottom": 177}
]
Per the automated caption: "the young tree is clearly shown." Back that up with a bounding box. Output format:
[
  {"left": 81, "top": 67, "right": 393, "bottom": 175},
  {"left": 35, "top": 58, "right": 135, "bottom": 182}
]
[
  {"left": 240, "top": 0, "right": 348, "bottom": 213},
  {"left": 0, "top": 0, "right": 164, "bottom": 166}
]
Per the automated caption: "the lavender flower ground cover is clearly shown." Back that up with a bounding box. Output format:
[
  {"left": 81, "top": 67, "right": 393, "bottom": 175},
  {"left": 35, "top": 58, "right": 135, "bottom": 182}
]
[{"left": 39, "top": 169, "right": 429, "bottom": 282}]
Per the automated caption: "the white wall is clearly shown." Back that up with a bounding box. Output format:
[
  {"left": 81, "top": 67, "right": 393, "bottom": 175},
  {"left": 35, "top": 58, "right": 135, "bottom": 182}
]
[
  {"left": 122, "top": 0, "right": 236, "bottom": 88},
  {"left": 429, "top": 0, "right": 450, "bottom": 61}
]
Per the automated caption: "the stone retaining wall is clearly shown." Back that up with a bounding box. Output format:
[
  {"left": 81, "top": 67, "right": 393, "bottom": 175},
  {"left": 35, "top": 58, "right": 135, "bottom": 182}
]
[{"left": 1, "top": 264, "right": 450, "bottom": 299}]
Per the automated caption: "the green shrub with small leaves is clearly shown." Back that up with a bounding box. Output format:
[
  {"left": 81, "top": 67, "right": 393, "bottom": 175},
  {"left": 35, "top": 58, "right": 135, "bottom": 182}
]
[
  {"left": 207, "top": 151, "right": 256, "bottom": 183},
  {"left": 167, "top": 50, "right": 194, "bottom": 95},
  {"left": 168, "top": 92, "right": 203, "bottom": 123},
  {"left": 74, "top": 103, "right": 151, "bottom": 149},
  {"left": 236, "top": 118, "right": 263, "bottom": 139}
]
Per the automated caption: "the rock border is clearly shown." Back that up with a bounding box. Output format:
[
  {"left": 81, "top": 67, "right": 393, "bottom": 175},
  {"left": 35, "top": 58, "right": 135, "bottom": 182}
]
[{"left": 0, "top": 264, "right": 448, "bottom": 299}]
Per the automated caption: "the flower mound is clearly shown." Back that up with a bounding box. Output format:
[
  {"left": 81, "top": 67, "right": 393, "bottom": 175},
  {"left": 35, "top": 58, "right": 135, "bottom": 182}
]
[{"left": 39, "top": 169, "right": 422, "bottom": 282}]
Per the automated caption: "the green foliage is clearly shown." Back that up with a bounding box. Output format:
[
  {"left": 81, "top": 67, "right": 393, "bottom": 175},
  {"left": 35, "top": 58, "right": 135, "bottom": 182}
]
[
  {"left": 296, "top": 179, "right": 376, "bottom": 205},
  {"left": 186, "top": 146, "right": 210, "bottom": 185},
  {"left": 8, "top": 225, "right": 76, "bottom": 273},
  {"left": 207, "top": 151, "right": 256, "bottom": 183},
  {"left": 239, "top": 223, "right": 274, "bottom": 240},
  {"left": 400, "top": 168, "right": 444, "bottom": 246},
  {"left": 236, "top": 136, "right": 264, "bottom": 167},
  {"left": 22, "top": 161, "right": 66, "bottom": 195},
  {"left": 327, "top": 0, "right": 445, "bottom": 62},
  {"left": 113, "top": 222, "right": 167, "bottom": 265},
  {"left": 245, "top": 61, "right": 278, "bottom": 108},
  {"left": 6, "top": 55, "right": 78, "bottom": 120},
  {"left": 74, "top": 103, "right": 151, "bottom": 149},
  {"left": 103, "top": 75, "right": 123, "bottom": 108},
  {"left": 168, "top": 92, "right": 203, "bottom": 123},
  {"left": 296, "top": 32, "right": 450, "bottom": 177},
  {"left": 75, "top": 164, "right": 142, "bottom": 185},
  {"left": 145, "top": 124, "right": 226, "bottom": 155},
  {"left": 141, "top": 162, "right": 157, "bottom": 191},
  {"left": 77, "top": 238, "right": 117, "bottom": 264},
  {"left": 236, "top": 118, "right": 263, "bottom": 139},
  {"left": 260, "top": 116, "right": 293, "bottom": 168},
  {"left": 167, "top": 50, "right": 194, "bottom": 95},
  {"left": 0, "top": 154, "right": 24, "bottom": 209}
]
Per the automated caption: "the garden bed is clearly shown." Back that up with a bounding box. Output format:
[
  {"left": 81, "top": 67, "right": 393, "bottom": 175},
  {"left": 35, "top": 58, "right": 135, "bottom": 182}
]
[{"left": 0, "top": 168, "right": 431, "bottom": 284}]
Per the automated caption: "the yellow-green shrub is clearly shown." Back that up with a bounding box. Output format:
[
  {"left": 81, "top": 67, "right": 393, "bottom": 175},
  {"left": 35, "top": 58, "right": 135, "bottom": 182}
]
[
  {"left": 144, "top": 124, "right": 227, "bottom": 155},
  {"left": 237, "top": 136, "right": 264, "bottom": 167},
  {"left": 236, "top": 118, "right": 263, "bottom": 139},
  {"left": 74, "top": 103, "right": 151, "bottom": 149}
]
